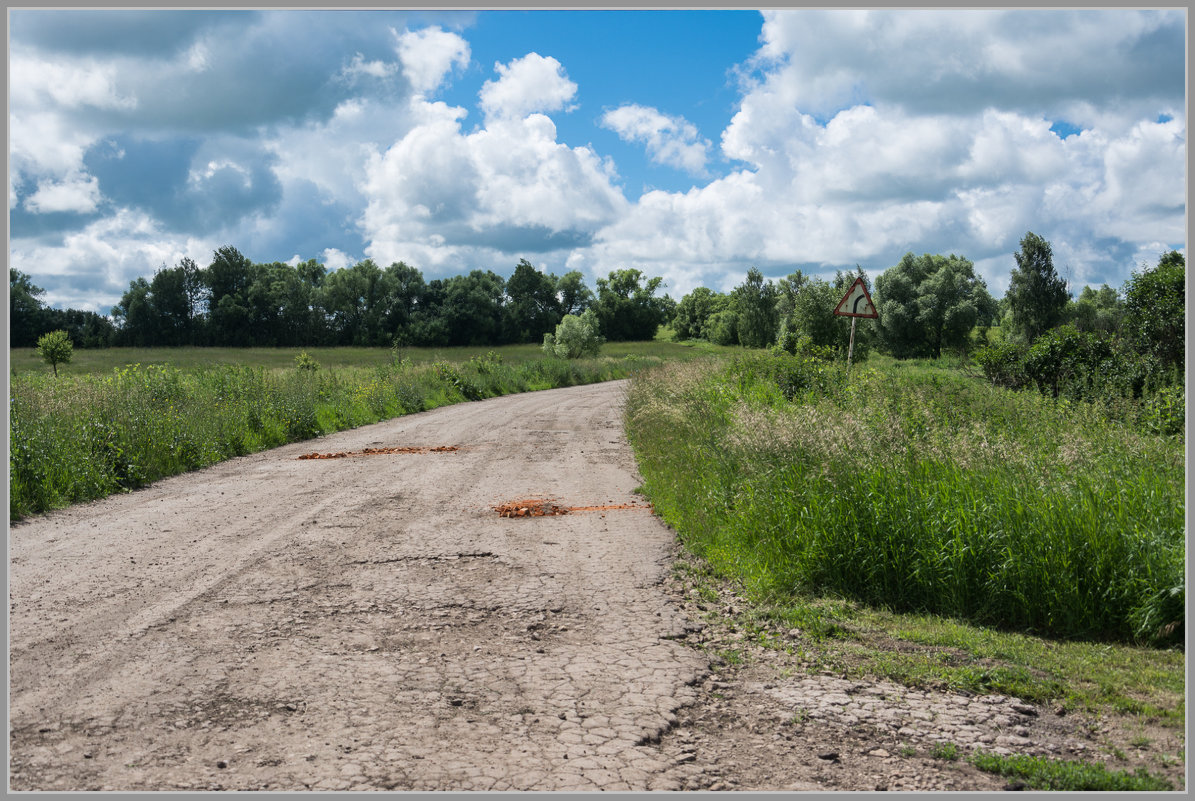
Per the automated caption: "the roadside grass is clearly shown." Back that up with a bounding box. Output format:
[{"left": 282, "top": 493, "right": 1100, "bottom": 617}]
[
  {"left": 631, "top": 350, "right": 1183, "bottom": 736},
  {"left": 969, "top": 752, "right": 1174, "bottom": 791},
  {"left": 627, "top": 353, "right": 1184, "bottom": 647},
  {"left": 9, "top": 341, "right": 723, "bottom": 520},
  {"left": 669, "top": 554, "right": 1185, "bottom": 727}
]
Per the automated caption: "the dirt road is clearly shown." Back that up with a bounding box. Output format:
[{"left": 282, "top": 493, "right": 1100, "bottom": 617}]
[
  {"left": 9, "top": 380, "right": 714, "bottom": 791},
  {"left": 10, "top": 380, "right": 1182, "bottom": 792}
]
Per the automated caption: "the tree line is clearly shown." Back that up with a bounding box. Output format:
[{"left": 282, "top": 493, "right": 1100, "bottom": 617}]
[
  {"left": 10, "top": 247, "right": 672, "bottom": 350},
  {"left": 12, "top": 232, "right": 1183, "bottom": 401}
]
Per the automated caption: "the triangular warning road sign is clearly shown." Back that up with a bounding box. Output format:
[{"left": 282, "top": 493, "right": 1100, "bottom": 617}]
[{"left": 833, "top": 277, "right": 878, "bottom": 318}]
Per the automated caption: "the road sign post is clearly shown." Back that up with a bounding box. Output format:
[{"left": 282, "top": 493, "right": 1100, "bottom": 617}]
[{"left": 833, "top": 277, "right": 878, "bottom": 375}]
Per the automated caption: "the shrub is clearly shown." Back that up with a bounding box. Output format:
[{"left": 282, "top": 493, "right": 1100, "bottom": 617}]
[
  {"left": 431, "top": 361, "right": 482, "bottom": 401},
  {"left": 543, "top": 309, "right": 604, "bottom": 359},
  {"left": 294, "top": 350, "right": 320, "bottom": 371},
  {"left": 974, "top": 340, "right": 1030, "bottom": 389},
  {"left": 1022, "top": 325, "right": 1117, "bottom": 399}
]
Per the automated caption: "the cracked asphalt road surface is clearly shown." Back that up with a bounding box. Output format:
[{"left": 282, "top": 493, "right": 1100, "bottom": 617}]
[{"left": 9, "top": 380, "right": 711, "bottom": 791}]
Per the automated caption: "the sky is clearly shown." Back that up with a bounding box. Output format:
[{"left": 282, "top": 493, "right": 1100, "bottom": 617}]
[{"left": 8, "top": 8, "right": 1187, "bottom": 315}]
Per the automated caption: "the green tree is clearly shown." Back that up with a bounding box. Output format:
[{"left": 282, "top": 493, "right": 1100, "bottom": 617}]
[
  {"left": 43, "top": 308, "right": 115, "bottom": 349},
  {"left": 592, "top": 268, "right": 668, "bottom": 341},
  {"left": 672, "top": 287, "right": 728, "bottom": 341},
  {"left": 502, "top": 259, "right": 563, "bottom": 343},
  {"left": 404, "top": 278, "right": 451, "bottom": 346},
  {"left": 111, "top": 277, "right": 155, "bottom": 346},
  {"left": 205, "top": 246, "right": 254, "bottom": 345},
  {"left": 706, "top": 308, "right": 739, "bottom": 346},
  {"left": 440, "top": 270, "right": 506, "bottom": 346},
  {"left": 875, "top": 253, "right": 989, "bottom": 358},
  {"left": 319, "top": 259, "right": 386, "bottom": 345},
  {"left": 773, "top": 270, "right": 809, "bottom": 324},
  {"left": 1122, "top": 250, "right": 1184, "bottom": 374},
  {"left": 10, "top": 269, "right": 50, "bottom": 347},
  {"left": 731, "top": 267, "right": 779, "bottom": 348},
  {"left": 377, "top": 261, "right": 426, "bottom": 343},
  {"left": 555, "top": 270, "right": 594, "bottom": 316},
  {"left": 147, "top": 264, "right": 193, "bottom": 346},
  {"left": 36, "top": 329, "right": 73, "bottom": 376},
  {"left": 1005, "top": 232, "right": 1067, "bottom": 342},
  {"left": 1067, "top": 284, "right": 1123, "bottom": 334}
]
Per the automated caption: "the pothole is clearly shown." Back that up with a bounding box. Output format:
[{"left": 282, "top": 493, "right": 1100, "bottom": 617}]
[
  {"left": 297, "top": 446, "right": 460, "bottom": 460},
  {"left": 494, "top": 499, "right": 569, "bottom": 517},
  {"left": 493, "top": 497, "right": 652, "bottom": 517}
]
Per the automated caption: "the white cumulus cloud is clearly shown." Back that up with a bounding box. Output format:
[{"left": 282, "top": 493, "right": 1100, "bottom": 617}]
[
  {"left": 24, "top": 173, "right": 102, "bottom": 214},
  {"left": 601, "top": 104, "right": 711, "bottom": 175},
  {"left": 479, "top": 53, "right": 577, "bottom": 122},
  {"left": 395, "top": 26, "right": 470, "bottom": 95}
]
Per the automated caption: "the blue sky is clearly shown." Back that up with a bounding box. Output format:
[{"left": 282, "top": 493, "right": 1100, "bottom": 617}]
[{"left": 8, "top": 8, "right": 1187, "bottom": 314}]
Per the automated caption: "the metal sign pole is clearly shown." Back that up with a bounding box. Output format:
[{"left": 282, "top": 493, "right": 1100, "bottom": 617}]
[{"left": 846, "top": 316, "right": 857, "bottom": 375}]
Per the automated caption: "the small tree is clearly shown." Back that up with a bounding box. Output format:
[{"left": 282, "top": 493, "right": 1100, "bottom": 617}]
[
  {"left": 542, "top": 309, "right": 605, "bottom": 358},
  {"left": 37, "top": 329, "right": 74, "bottom": 376},
  {"left": 1005, "top": 231, "right": 1068, "bottom": 342},
  {"left": 731, "top": 267, "right": 779, "bottom": 349}
]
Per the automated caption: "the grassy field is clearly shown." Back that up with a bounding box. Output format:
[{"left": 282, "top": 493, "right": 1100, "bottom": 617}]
[
  {"left": 8, "top": 339, "right": 736, "bottom": 520},
  {"left": 9, "top": 339, "right": 732, "bottom": 376}
]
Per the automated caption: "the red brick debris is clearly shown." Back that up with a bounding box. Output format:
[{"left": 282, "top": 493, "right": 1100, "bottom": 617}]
[
  {"left": 493, "top": 498, "right": 653, "bottom": 517},
  {"left": 297, "top": 446, "right": 460, "bottom": 460},
  {"left": 494, "top": 499, "right": 569, "bottom": 518}
]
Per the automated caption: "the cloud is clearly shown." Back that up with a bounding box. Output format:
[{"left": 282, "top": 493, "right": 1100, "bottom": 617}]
[
  {"left": 8, "top": 208, "right": 220, "bottom": 313},
  {"left": 11, "top": 10, "right": 415, "bottom": 137},
  {"left": 9, "top": 10, "right": 245, "bottom": 57},
  {"left": 750, "top": 9, "right": 1185, "bottom": 127},
  {"left": 601, "top": 104, "right": 711, "bottom": 175},
  {"left": 80, "top": 134, "right": 283, "bottom": 234},
  {"left": 360, "top": 96, "right": 627, "bottom": 275},
  {"left": 24, "top": 173, "right": 102, "bottom": 214},
  {"left": 396, "top": 26, "right": 470, "bottom": 95},
  {"left": 479, "top": 53, "right": 577, "bottom": 122}
]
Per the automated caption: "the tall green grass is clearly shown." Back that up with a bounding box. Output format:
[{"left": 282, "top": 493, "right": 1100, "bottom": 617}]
[
  {"left": 10, "top": 351, "right": 647, "bottom": 520},
  {"left": 625, "top": 353, "right": 1184, "bottom": 646}
]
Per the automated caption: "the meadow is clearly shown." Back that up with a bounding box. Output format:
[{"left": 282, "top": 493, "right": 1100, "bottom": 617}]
[
  {"left": 625, "top": 352, "right": 1184, "bottom": 648},
  {"left": 8, "top": 339, "right": 733, "bottom": 521}
]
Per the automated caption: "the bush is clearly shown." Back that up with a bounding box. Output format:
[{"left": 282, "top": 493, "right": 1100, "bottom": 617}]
[
  {"left": 294, "top": 351, "right": 320, "bottom": 371},
  {"left": 974, "top": 340, "right": 1030, "bottom": 390},
  {"left": 731, "top": 351, "right": 844, "bottom": 403},
  {"left": 1022, "top": 325, "right": 1117, "bottom": 399},
  {"left": 542, "top": 309, "right": 604, "bottom": 359}
]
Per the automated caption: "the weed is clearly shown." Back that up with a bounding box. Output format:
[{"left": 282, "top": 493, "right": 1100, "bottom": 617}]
[
  {"left": 930, "top": 742, "right": 960, "bottom": 761},
  {"left": 970, "top": 752, "right": 1173, "bottom": 791}
]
